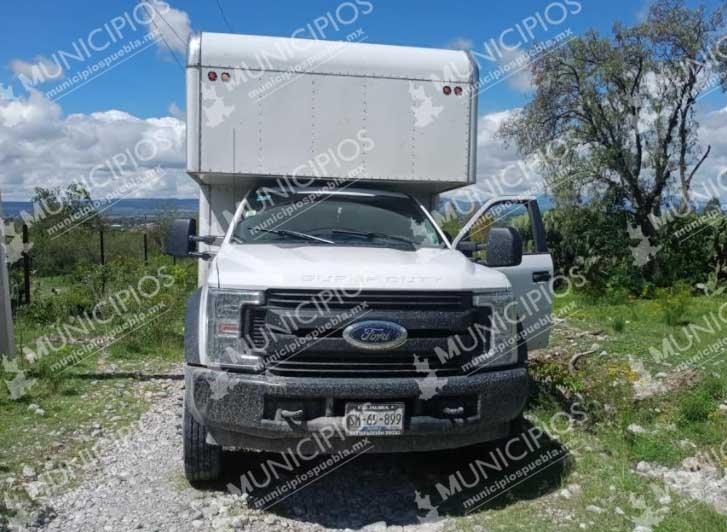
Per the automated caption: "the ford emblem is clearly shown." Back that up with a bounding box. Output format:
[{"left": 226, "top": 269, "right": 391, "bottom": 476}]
[{"left": 343, "top": 320, "right": 408, "bottom": 350}]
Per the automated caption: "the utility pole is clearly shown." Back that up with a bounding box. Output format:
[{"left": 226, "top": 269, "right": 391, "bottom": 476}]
[{"left": 0, "top": 189, "right": 15, "bottom": 358}]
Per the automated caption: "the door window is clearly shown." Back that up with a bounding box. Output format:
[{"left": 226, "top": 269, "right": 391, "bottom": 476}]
[{"left": 459, "top": 199, "right": 546, "bottom": 262}]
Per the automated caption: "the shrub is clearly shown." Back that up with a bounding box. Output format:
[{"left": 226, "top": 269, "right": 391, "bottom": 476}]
[
  {"left": 702, "top": 375, "right": 725, "bottom": 401},
  {"left": 656, "top": 282, "right": 692, "bottom": 326},
  {"left": 677, "top": 378, "right": 724, "bottom": 426},
  {"left": 542, "top": 197, "right": 645, "bottom": 296},
  {"left": 20, "top": 284, "right": 96, "bottom": 324},
  {"left": 678, "top": 389, "right": 716, "bottom": 425},
  {"left": 543, "top": 200, "right": 727, "bottom": 296},
  {"left": 529, "top": 360, "right": 585, "bottom": 394}
]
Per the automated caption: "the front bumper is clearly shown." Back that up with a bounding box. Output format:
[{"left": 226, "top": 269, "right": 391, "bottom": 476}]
[{"left": 185, "top": 364, "right": 528, "bottom": 453}]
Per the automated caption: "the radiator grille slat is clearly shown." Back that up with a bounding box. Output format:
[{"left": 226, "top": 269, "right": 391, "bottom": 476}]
[{"left": 265, "top": 290, "right": 470, "bottom": 311}]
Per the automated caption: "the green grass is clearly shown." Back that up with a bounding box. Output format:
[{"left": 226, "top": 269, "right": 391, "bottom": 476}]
[
  {"left": 458, "top": 397, "right": 727, "bottom": 531},
  {"left": 1, "top": 258, "right": 194, "bottom": 525},
  {"left": 554, "top": 290, "right": 727, "bottom": 371},
  {"left": 549, "top": 291, "right": 727, "bottom": 466},
  {"left": 453, "top": 290, "right": 727, "bottom": 531}
]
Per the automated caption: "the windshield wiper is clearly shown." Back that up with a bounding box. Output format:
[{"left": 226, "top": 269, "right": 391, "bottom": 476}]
[
  {"left": 254, "top": 228, "right": 334, "bottom": 244},
  {"left": 330, "top": 229, "right": 416, "bottom": 248}
]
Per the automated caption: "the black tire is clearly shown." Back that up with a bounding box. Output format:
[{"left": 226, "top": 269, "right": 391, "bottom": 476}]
[{"left": 184, "top": 404, "right": 222, "bottom": 483}]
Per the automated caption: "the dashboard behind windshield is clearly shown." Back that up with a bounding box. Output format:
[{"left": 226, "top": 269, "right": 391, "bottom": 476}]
[{"left": 233, "top": 189, "right": 445, "bottom": 250}]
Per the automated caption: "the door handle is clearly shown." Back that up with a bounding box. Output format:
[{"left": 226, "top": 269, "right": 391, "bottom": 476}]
[{"left": 532, "top": 271, "right": 551, "bottom": 283}]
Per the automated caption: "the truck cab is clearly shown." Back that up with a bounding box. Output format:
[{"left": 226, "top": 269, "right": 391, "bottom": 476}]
[{"left": 167, "top": 33, "right": 553, "bottom": 482}]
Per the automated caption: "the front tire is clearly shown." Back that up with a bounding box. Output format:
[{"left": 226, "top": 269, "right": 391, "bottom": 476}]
[{"left": 184, "top": 403, "right": 222, "bottom": 483}]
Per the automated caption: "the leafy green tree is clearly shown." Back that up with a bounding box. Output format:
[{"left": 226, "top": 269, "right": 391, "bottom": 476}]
[
  {"left": 24, "top": 185, "right": 102, "bottom": 276},
  {"left": 30, "top": 184, "right": 100, "bottom": 232},
  {"left": 500, "top": 0, "right": 727, "bottom": 236}
]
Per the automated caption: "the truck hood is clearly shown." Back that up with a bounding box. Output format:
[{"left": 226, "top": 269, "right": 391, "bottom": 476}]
[{"left": 209, "top": 244, "right": 509, "bottom": 291}]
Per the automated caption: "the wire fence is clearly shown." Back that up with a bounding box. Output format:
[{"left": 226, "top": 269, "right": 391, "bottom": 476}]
[{"left": 8, "top": 225, "right": 170, "bottom": 309}]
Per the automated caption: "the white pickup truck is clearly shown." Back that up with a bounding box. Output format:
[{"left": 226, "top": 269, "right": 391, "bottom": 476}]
[{"left": 166, "top": 32, "right": 553, "bottom": 482}]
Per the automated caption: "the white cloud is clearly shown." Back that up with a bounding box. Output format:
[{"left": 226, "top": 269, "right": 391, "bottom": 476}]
[
  {"left": 10, "top": 56, "right": 64, "bottom": 84},
  {"left": 691, "top": 105, "right": 727, "bottom": 201},
  {"left": 447, "top": 37, "right": 473, "bottom": 51},
  {"left": 141, "top": 0, "right": 192, "bottom": 55},
  {"left": 0, "top": 91, "right": 192, "bottom": 201},
  {"left": 440, "top": 108, "right": 539, "bottom": 213},
  {"left": 473, "top": 108, "right": 543, "bottom": 196}
]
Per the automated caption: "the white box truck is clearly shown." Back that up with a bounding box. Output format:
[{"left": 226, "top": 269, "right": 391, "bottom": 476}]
[{"left": 167, "top": 32, "right": 554, "bottom": 482}]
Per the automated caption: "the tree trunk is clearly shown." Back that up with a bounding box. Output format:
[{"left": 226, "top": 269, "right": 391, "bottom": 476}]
[
  {"left": 680, "top": 180, "right": 692, "bottom": 213},
  {"left": 633, "top": 205, "right": 662, "bottom": 281},
  {"left": 635, "top": 209, "right": 657, "bottom": 239}
]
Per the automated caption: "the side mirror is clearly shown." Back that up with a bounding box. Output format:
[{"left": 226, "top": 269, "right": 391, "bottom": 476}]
[
  {"left": 485, "top": 227, "right": 522, "bottom": 267},
  {"left": 166, "top": 218, "right": 197, "bottom": 258},
  {"left": 456, "top": 241, "right": 487, "bottom": 258}
]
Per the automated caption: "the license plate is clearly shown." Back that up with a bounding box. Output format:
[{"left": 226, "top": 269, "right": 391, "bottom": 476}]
[{"left": 344, "top": 402, "right": 404, "bottom": 435}]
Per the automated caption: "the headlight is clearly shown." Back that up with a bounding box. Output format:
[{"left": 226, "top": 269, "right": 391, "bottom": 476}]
[
  {"left": 471, "top": 289, "right": 518, "bottom": 369},
  {"left": 206, "top": 288, "right": 265, "bottom": 372}
]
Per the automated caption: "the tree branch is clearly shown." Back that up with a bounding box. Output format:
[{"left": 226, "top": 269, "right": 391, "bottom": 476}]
[{"left": 688, "top": 144, "right": 711, "bottom": 185}]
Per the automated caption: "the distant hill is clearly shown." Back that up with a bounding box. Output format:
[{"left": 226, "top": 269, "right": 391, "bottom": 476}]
[{"left": 2, "top": 198, "right": 198, "bottom": 219}]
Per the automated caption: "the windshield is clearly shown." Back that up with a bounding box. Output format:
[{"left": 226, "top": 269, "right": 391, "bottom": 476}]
[{"left": 232, "top": 189, "right": 445, "bottom": 250}]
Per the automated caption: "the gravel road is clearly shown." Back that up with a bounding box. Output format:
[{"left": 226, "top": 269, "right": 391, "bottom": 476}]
[
  {"left": 22, "top": 364, "right": 725, "bottom": 531},
  {"left": 25, "top": 374, "right": 514, "bottom": 532}
]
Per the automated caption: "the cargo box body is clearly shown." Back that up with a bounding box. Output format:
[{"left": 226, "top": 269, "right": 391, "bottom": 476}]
[{"left": 186, "top": 33, "right": 478, "bottom": 191}]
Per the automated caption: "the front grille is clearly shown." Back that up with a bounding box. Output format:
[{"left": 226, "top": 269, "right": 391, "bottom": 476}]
[
  {"left": 243, "top": 289, "right": 491, "bottom": 378},
  {"left": 266, "top": 289, "right": 471, "bottom": 311}
]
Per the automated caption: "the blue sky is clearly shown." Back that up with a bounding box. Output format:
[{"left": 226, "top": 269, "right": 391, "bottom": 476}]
[
  {"left": 0, "top": 0, "right": 682, "bottom": 118},
  {"left": 1, "top": 0, "right": 727, "bottom": 200}
]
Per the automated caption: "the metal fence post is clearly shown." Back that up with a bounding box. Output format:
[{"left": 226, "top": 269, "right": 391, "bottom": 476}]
[
  {"left": 99, "top": 228, "right": 105, "bottom": 265},
  {"left": 144, "top": 233, "right": 148, "bottom": 265},
  {"left": 99, "top": 227, "right": 106, "bottom": 294},
  {"left": 0, "top": 190, "right": 16, "bottom": 358},
  {"left": 22, "top": 224, "right": 30, "bottom": 305}
]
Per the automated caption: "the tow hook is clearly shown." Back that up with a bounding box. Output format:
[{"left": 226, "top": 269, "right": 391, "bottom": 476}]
[
  {"left": 442, "top": 406, "right": 465, "bottom": 423},
  {"left": 279, "top": 409, "right": 305, "bottom": 429}
]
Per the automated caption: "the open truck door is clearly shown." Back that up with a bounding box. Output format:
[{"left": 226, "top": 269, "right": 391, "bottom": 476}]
[{"left": 453, "top": 197, "right": 554, "bottom": 350}]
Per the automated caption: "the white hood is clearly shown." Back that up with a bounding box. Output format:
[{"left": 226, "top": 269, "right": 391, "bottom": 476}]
[{"left": 209, "top": 243, "right": 509, "bottom": 292}]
